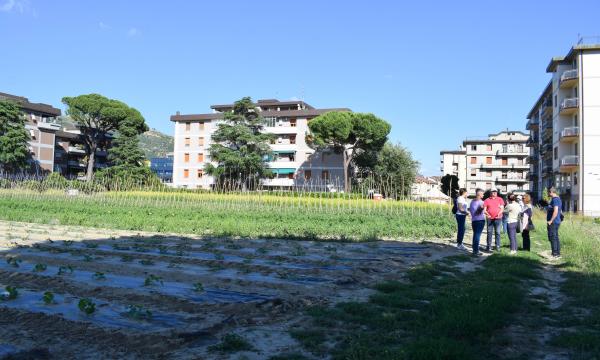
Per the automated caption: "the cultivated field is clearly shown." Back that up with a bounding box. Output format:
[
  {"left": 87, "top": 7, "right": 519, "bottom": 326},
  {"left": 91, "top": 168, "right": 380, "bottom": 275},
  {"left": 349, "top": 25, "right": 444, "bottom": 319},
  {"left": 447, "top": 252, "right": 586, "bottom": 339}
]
[{"left": 0, "top": 220, "right": 459, "bottom": 359}]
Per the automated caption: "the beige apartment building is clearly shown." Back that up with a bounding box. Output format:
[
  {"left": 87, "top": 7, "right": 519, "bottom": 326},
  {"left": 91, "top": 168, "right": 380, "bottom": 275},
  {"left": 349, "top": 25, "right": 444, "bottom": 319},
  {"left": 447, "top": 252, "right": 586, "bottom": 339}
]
[
  {"left": 527, "top": 40, "right": 600, "bottom": 215},
  {"left": 0, "top": 92, "right": 61, "bottom": 174},
  {"left": 170, "top": 99, "right": 351, "bottom": 190},
  {"left": 441, "top": 131, "right": 530, "bottom": 196}
]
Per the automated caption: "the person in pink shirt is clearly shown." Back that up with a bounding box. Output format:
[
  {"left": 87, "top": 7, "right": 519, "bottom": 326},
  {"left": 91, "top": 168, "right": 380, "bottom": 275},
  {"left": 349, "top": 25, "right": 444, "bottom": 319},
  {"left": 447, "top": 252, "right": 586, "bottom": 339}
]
[{"left": 483, "top": 188, "right": 504, "bottom": 252}]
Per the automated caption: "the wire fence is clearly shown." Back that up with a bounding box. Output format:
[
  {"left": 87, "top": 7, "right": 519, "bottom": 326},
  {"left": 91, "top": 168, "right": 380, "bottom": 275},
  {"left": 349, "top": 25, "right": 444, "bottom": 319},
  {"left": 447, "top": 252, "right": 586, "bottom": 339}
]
[{"left": 0, "top": 172, "right": 452, "bottom": 218}]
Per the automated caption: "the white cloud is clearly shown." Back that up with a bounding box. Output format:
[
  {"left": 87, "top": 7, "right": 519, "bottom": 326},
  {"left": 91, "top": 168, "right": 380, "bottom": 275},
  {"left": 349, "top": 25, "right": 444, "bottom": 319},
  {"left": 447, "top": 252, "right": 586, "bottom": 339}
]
[
  {"left": 0, "top": 0, "right": 28, "bottom": 13},
  {"left": 99, "top": 21, "right": 111, "bottom": 30},
  {"left": 127, "top": 27, "right": 140, "bottom": 37}
]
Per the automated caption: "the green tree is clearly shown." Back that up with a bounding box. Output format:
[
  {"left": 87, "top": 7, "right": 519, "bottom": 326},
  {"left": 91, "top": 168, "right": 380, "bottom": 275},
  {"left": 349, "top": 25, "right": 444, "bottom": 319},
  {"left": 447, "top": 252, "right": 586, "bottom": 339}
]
[
  {"left": 308, "top": 112, "right": 391, "bottom": 192},
  {"left": 205, "top": 97, "right": 275, "bottom": 189},
  {"left": 0, "top": 100, "right": 30, "bottom": 173},
  {"left": 356, "top": 142, "right": 419, "bottom": 197},
  {"left": 62, "top": 94, "right": 143, "bottom": 181},
  {"left": 440, "top": 174, "right": 460, "bottom": 199}
]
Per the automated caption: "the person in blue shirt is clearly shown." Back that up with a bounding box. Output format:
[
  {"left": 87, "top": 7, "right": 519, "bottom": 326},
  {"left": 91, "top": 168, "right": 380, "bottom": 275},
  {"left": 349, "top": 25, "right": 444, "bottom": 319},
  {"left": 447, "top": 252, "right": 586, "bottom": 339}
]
[{"left": 546, "top": 187, "right": 562, "bottom": 259}]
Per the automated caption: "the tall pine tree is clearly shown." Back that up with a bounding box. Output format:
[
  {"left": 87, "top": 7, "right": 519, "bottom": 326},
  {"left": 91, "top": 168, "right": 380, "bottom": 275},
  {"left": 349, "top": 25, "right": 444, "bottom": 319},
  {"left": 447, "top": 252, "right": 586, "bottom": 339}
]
[
  {"left": 206, "top": 97, "right": 275, "bottom": 189},
  {"left": 0, "top": 100, "right": 30, "bottom": 173}
]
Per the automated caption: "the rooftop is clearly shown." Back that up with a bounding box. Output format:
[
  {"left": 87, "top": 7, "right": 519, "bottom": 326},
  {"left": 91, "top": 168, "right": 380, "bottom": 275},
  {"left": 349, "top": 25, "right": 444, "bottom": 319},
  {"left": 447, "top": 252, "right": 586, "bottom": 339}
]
[
  {"left": 0, "top": 92, "right": 61, "bottom": 117},
  {"left": 546, "top": 38, "right": 600, "bottom": 72}
]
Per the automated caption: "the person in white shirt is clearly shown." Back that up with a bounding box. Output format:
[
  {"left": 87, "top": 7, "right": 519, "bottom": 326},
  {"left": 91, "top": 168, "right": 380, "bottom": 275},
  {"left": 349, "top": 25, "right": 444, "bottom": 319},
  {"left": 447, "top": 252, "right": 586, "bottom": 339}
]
[{"left": 455, "top": 188, "right": 469, "bottom": 251}]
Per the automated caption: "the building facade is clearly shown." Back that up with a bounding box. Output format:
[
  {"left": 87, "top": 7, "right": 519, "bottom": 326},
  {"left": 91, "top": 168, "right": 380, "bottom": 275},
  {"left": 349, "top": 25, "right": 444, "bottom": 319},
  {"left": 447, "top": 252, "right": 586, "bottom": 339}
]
[
  {"left": 0, "top": 92, "right": 61, "bottom": 174},
  {"left": 440, "top": 131, "right": 530, "bottom": 196},
  {"left": 527, "top": 41, "right": 600, "bottom": 215},
  {"left": 170, "top": 99, "right": 350, "bottom": 190},
  {"left": 150, "top": 154, "right": 174, "bottom": 183}
]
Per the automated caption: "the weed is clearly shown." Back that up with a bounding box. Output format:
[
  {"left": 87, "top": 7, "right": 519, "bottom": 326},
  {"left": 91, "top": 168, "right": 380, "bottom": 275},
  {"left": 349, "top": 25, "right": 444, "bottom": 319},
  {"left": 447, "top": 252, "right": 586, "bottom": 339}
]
[
  {"left": 33, "top": 263, "right": 47, "bottom": 272},
  {"left": 78, "top": 298, "right": 96, "bottom": 315},
  {"left": 125, "top": 304, "right": 153, "bottom": 320},
  {"left": 1, "top": 286, "right": 18, "bottom": 300},
  {"left": 6, "top": 257, "right": 21, "bottom": 268},
  {"left": 144, "top": 274, "right": 163, "bottom": 287},
  {"left": 214, "top": 252, "right": 225, "bottom": 261},
  {"left": 192, "top": 282, "right": 205, "bottom": 293},
  {"left": 57, "top": 265, "right": 74, "bottom": 275},
  {"left": 42, "top": 291, "right": 54, "bottom": 304},
  {"left": 93, "top": 272, "right": 106, "bottom": 280},
  {"left": 290, "top": 329, "right": 327, "bottom": 353},
  {"left": 208, "top": 333, "right": 254, "bottom": 353}
]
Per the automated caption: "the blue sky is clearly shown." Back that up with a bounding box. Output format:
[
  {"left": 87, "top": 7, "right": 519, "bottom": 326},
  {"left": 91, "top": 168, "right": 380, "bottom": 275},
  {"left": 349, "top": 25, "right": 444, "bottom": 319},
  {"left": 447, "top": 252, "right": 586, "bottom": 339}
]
[{"left": 1, "top": 0, "right": 599, "bottom": 175}]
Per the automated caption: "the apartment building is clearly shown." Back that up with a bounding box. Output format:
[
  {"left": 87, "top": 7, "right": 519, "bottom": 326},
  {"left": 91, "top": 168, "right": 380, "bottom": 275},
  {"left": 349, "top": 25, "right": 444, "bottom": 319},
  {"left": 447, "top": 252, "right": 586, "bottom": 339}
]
[
  {"left": 440, "top": 131, "right": 530, "bottom": 196},
  {"left": 439, "top": 148, "right": 467, "bottom": 189},
  {"left": 527, "top": 40, "right": 600, "bottom": 215},
  {"left": 0, "top": 92, "right": 61, "bottom": 173},
  {"left": 170, "top": 99, "right": 351, "bottom": 190},
  {"left": 150, "top": 154, "right": 174, "bottom": 183}
]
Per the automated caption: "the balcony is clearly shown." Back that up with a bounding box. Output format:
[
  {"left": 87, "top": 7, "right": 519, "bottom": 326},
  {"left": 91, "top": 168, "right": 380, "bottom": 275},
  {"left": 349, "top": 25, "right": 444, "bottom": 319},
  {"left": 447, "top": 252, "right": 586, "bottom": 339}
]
[
  {"left": 560, "top": 127, "right": 579, "bottom": 142},
  {"left": 496, "top": 149, "right": 528, "bottom": 157},
  {"left": 526, "top": 135, "right": 539, "bottom": 147},
  {"left": 560, "top": 155, "right": 579, "bottom": 172},
  {"left": 68, "top": 146, "right": 86, "bottom": 154},
  {"left": 496, "top": 177, "right": 529, "bottom": 184},
  {"left": 559, "top": 69, "right": 578, "bottom": 88},
  {"left": 559, "top": 98, "right": 579, "bottom": 116},
  {"left": 479, "top": 163, "right": 529, "bottom": 170},
  {"left": 37, "top": 122, "right": 61, "bottom": 131},
  {"left": 526, "top": 117, "right": 539, "bottom": 130}
]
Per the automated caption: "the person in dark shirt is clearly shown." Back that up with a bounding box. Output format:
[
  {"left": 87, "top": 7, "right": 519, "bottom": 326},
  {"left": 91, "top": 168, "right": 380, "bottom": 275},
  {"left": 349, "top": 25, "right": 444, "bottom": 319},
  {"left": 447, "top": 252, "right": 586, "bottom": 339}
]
[{"left": 546, "top": 187, "right": 562, "bottom": 259}]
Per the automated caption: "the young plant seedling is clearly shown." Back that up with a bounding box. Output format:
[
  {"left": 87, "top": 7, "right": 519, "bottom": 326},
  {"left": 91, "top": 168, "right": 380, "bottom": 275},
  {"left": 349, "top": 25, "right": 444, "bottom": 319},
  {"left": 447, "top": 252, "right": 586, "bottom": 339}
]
[
  {"left": 1, "top": 286, "right": 18, "bottom": 300},
  {"left": 42, "top": 291, "right": 55, "bottom": 305},
  {"left": 125, "top": 304, "right": 153, "bottom": 320},
  {"left": 78, "top": 298, "right": 96, "bottom": 315},
  {"left": 192, "top": 282, "right": 205, "bottom": 293},
  {"left": 57, "top": 265, "right": 74, "bottom": 275},
  {"left": 93, "top": 272, "right": 106, "bottom": 280},
  {"left": 143, "top": 275, "right": 163, "bottom": 287},
  {"left": 139, "top": 259, "right": 155, "bottom": 266},
  {"left": 33, "top": 263, "right": 47, "bottom": 272}
]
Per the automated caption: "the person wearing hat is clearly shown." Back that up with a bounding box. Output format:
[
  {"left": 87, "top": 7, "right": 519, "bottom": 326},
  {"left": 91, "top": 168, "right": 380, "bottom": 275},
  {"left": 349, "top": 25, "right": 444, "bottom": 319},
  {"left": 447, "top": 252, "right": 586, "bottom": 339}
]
[{"left": 483, "top": 188, "right": 504, "bottom": 251}]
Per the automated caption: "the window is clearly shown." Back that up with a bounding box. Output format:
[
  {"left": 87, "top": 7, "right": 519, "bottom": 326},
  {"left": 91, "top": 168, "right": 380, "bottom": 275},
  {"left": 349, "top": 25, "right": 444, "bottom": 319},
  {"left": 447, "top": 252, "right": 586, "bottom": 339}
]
[
  {"left": 183, "top": 169, "right": 189, "bottom": 178},
  {"left": 199, "top": 122, "right": 205, "bottom": 131},
  {"left": 185, "top": 122, "right": 191, "bottom": 131},
  {"left": 264, "top": 117, "right": 277, "bottom": 127},
  {"left": 486, "top": 171, "right": 492, "bottom": 177},
  {"left": 486, "top": 182, "right": 492, "bottom": 189},
  {"left": 184, "top": 138, "right": 190, "bottom": 147},
  {"left": 304, "top": 170, "right": 312, "bottom": 180},
  {"left": 470, "top": 157, "right": 477, "bottom": 164},
  {"left": 290, "top": 119, "right": 297, "bottom": 127},
  {"left": 290, "top": 135, "right": 296, "bottom": 144},
  {"left": 184, "top": 153, "right": 190, "bottom": 163},
  {"left": 486, "top": 144, "right": 492, "bottom": 151},
  {"left": 197, "top": 169, "right": 203, "bottom": 178},
  {"left": 554, "top": 147, "right": 558, "bottom": 160},
  {"left": 471, "top": 145, "right": 477, "bottom": 151},
  {"left": 470, "top": 169, "right": 477, "bottom": 177},
  {"left": 501, "top": 157, "right": 508, "bottom": 166},
  {"left": 486, "top": 157, "right": 492, "bottom": 164},
  {"left": 321, "top": 170, "right": 330, "bottom": 180},
  {"left": 199, "top": 137, "right": 205, "bottom": 146},
  {"left": 198, "top": 153, "right": 204, "bottom": 162}
]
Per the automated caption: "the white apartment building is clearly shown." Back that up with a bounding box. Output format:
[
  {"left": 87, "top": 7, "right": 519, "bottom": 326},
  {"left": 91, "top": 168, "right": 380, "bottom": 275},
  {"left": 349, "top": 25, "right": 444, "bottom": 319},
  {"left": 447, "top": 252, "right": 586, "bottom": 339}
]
[
  {"left": 441, "top": 131, "right": 530, "bottom": 196},
  {"left": 170, "top": 99, "right": 350, "bottom": 190},
  {"left": 439, "top": 149, "right": 467, "bottom": 189},
  {"left": 527, "top": 40, "right": 600, "bottom": 215}
]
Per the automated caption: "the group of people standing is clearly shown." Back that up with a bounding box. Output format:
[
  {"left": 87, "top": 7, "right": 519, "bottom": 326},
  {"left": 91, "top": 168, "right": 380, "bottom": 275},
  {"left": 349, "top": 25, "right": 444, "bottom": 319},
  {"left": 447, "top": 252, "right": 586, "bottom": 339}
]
[{"left": 454, "top": 187, "right": 562, "bottom": 258}]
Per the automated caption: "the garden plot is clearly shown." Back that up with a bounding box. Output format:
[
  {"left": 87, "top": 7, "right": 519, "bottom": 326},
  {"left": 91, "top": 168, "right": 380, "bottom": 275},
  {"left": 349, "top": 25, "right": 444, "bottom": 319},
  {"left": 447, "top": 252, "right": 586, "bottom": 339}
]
[{"left": 0, "top": 220, "right": 457, "bottom": 359}]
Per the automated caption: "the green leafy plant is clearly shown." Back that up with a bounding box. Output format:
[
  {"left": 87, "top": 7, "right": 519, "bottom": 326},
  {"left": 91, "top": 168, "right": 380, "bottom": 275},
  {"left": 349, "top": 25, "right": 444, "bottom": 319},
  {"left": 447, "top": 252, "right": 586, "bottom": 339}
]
[
  {"left": 78, "top": 298, "right": 96, "bottom": 315},
  {"left": 93, "top": 272, "right": 106, "bottom": 280},
  {"left": 33, "top": 263, "right": 47, "bottom": 272},
  {"left": 125, "top": 304, "right": 153, "bottom": 320},
  {"left": 42, "top": 291, "right": 54, "bottom": 305},
  {"left": 2, "top": 286, "right": 18, "bottom": 300},
  {"left": 208, "top": 333, "right": 255, "bottom": 353},
  {"left": 57, "top": 265, "right": 74, "bottom": 275},
  {"left": 143, "top": 274, "right": 163, "bottom": 287}
]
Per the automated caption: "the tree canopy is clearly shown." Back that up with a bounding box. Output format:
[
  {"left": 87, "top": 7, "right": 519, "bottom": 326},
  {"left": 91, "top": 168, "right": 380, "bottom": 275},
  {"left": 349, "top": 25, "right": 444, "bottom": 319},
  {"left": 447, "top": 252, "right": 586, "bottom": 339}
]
[
  {"left": 62, "top": 94, "right": 146, "bottom": 181},
  {"left": 308, "top": 111, "right": 390, "bottom": 191},
  {"left": 205, "top": 97, "right": 275, "bottom": 188},
  {"left": 0, "top": 100, "right": 30, "bottom": 173}
]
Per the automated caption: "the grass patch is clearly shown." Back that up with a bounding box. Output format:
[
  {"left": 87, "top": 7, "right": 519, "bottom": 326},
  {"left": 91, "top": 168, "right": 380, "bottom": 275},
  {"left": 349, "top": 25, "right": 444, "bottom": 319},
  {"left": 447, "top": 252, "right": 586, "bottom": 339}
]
[{"left": 302, "top": 253, "right": 541, "bottom": 359}]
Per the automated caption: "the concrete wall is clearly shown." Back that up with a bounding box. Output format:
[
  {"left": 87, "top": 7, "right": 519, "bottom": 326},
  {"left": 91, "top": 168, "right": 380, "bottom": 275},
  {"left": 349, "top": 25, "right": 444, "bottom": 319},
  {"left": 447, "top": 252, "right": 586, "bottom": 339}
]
[{"left": 581, "top": 50, "right": 600, "bottom": 216}]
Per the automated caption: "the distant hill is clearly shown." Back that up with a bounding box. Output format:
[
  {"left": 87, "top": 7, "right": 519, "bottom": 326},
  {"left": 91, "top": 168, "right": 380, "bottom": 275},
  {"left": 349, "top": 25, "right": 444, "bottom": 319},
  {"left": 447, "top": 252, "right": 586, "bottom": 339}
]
[{"left": 139, "top": 129, "right": 174, "bottom": 159}]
